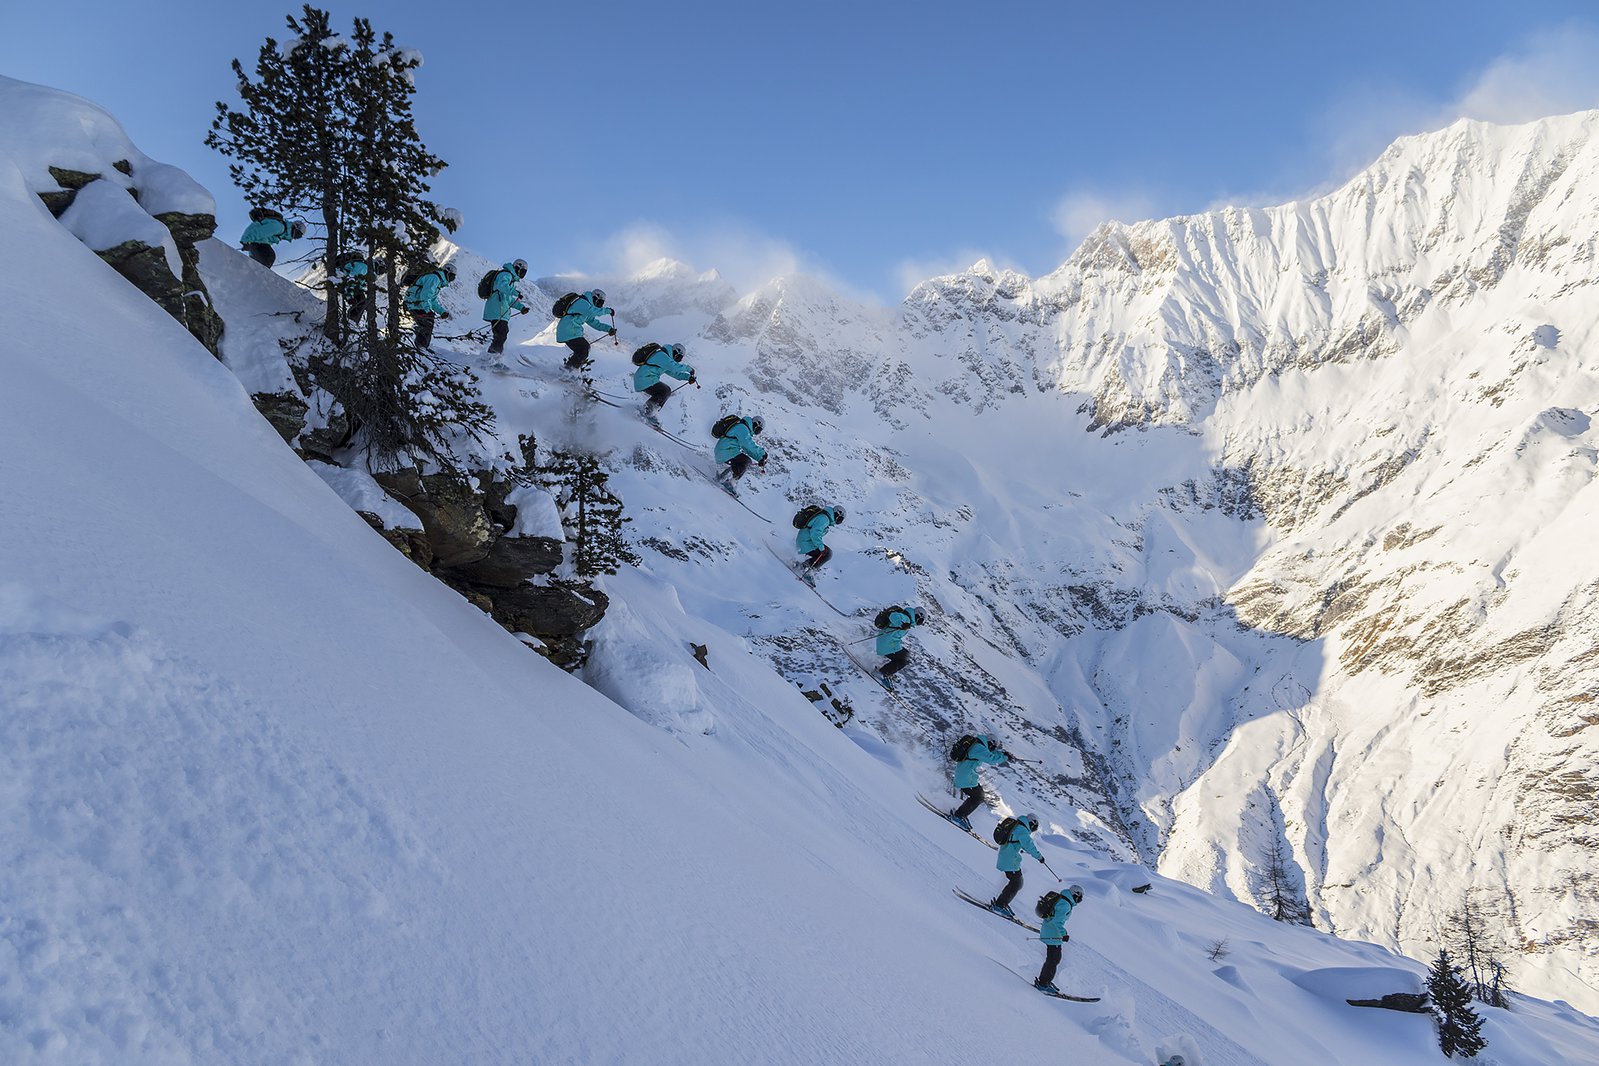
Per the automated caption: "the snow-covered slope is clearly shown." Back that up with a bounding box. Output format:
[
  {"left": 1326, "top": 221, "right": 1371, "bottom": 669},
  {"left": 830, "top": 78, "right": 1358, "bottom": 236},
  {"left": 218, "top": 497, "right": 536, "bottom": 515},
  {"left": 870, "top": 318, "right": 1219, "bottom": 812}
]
[{"left": 7, "top": 76, "right": 1599, "bottom": 1063}]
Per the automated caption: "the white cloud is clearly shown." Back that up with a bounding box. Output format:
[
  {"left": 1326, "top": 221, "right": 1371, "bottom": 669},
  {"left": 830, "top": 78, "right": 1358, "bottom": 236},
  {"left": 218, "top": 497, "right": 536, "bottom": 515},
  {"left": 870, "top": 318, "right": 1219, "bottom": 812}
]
[
  {"left": 1304, "top": 23, "right": 1599, "bottom": 196},
  {"left": 568, "top": 221, "right": 855, "bottom": 299},
  {"left": 1049, "top": 190, "right": 1158, "bottom": 248},
  {"left": 1452, "top": 25, "right": 1599, "bottom": 124}
]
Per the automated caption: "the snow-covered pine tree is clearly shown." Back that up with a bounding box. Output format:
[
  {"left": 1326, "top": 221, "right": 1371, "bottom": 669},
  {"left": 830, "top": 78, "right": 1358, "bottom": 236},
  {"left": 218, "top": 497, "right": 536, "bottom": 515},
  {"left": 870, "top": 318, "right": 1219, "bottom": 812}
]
[
  {"left": 1427, "top": 950, "right": 1488, "bottom": 1059},
  {"left": 540, "top": 451, "right": 641, "bottom": 578},
  {"left": 343, "top": 19, "right": 456, "bottom": 347},
  {"left": 207, "top": 5, "right": 356, "bottom": 340}
]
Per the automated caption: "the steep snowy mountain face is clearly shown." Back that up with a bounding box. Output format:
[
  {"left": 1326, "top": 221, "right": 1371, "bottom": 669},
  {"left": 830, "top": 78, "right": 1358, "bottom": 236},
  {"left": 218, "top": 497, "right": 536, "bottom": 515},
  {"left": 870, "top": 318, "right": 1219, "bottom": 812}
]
[{"left": 479, "top": 114, "right": 1599, "bottom": 1010}]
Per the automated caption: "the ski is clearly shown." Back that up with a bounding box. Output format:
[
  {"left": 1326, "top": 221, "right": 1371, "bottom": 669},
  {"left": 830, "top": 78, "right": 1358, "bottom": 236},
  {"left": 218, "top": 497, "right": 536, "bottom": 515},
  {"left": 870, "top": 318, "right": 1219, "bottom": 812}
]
[
  {"left": 954, "top": 888, "right": 1040, "bottom": 932},
  {"left": 762, "top": 542, "right": 850, "bottom": 616},
  {"left": 992, "top": 960, "right": 1099, "bottom": 1002},
  {"left": 916, "top": 794, "right": 998, "bottom": 849},
  {"left": 712, "top": 477, "right": 773, "bottom": 523},
  {"left": 840, "top": 646, "right": 915, "bottom": 707}
]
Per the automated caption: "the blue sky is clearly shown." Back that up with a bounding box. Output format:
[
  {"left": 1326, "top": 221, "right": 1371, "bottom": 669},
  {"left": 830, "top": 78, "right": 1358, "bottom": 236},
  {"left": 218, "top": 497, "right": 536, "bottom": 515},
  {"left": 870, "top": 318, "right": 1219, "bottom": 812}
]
[{"left": 8, "top": 1, "right": 1599, "bottom": 299}]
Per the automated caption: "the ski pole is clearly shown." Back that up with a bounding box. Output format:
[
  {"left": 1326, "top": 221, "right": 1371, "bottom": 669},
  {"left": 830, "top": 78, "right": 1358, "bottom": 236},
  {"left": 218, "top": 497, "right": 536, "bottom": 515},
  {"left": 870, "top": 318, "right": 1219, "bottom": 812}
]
[{"left": 1040, "top": 857, "right": 1062, "bottom": 882}]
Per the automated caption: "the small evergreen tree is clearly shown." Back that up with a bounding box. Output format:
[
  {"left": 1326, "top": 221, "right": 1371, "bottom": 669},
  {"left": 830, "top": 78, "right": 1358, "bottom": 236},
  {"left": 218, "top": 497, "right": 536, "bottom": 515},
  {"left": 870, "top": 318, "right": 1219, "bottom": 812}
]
[
  {"left": 343, "top": 19, "right": 455, "bottom": 346},
  {"left": 1261, "top": 831, "right": 1312, "bottom": 924},
  {"left": 541, "top": 451, "right": 641, "bottom": 578},
  {"left": 1427, "top": 950, "right": 1488, "bottom": 1059},
  {"left": 208, "top": 6, "right": 356, "bottom": 340}
]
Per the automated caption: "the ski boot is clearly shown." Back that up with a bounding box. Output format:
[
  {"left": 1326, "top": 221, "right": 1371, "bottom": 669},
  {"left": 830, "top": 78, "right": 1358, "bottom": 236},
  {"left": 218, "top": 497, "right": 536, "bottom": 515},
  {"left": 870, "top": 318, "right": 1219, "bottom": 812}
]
[
  {"left": 989, "top": 901, "right": 1015, "bottom": 919},
  {"left": 1034, "top": 979, "right": 1059, "bottom": 994},
  {"left": 947, "top": 812, "right": 972, "bottom": 832},
  {"left": 487, "top": 357, "right": 509, "bottom": 373},
  {"left": 876, "top": 671, "right": 896, "bottom": 691}
]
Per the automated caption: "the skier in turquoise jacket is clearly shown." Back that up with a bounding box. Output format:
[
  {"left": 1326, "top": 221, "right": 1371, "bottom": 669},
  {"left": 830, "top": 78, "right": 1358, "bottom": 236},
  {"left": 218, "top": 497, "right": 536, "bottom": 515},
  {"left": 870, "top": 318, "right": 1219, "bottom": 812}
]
[
  {"left": 633, "top": 343, "right": 695, "bottom": 420},
  {"left": 1034, "top": 884, "right": 1084, "bottom": 994},
  {"left": 555, "top": 289, "right": 615, "bottom": 370},
  {"left": 794, "top": 504, "right": 844, "bottom": 582},
  {"left": 990, "top": 813, "right": 1044, "bottom": 918},
  {"left": 336, "top": 251, "right": 370, "bottom": 322},
  {"left": 713, "top": 415, "right": 766, "bottom": 488},
  {"left": 483, "top": 259, "right": 530, "bottom": 361},
  {"left": 404, "top": 263, "right": 454, "bottom": 350},
  {"left": 239, "top": 210, "right": 304, "bottom": 267},
  {"left": 946, "top": 733, "right": 1008, "bottom": 831},
  {"left": 874, "top": 605, "right": 925, "bottom": 688}
]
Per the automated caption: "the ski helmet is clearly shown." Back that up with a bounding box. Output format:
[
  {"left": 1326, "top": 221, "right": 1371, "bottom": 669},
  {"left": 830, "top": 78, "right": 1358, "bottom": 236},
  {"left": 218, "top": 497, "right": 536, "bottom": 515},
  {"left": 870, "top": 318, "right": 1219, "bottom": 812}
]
[
  {"left": 750, "top": 415, "right": 765, "bottom": 434},
  {"left": 912, "top": 606, "right": 927, "bottom": 625},
  {"left": 512, "top": 258, "right": 528, "bottom": 277},
  {"left": 591, "top": 287, "right": 607, "bottom": 306},
  {"left": 670, "top": 343, "right": 686, "bottom": 361},
  {"left": 832, "top": 506, "right": 845, "bottom": 524},
  {"left": 1021, "top": 812, "right": 1039, "bottom": 832},
  {"left": 441, "top": 263, "right": 457, "bottom": 282},
  {"left": 1068, "top": 884, "right": 1084, "bottom": 904},
  {"left": 1165, "top": 1057, "right": 1184, "bottom": 1066},
  {"left": 290, "top": 221, "right": 307, "bottom": 239}
]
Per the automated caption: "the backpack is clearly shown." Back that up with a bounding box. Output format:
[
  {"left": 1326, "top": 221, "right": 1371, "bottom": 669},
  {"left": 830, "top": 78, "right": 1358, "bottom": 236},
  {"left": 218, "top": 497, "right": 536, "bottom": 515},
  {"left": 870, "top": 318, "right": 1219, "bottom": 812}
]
[
  {"left": 993, "top": 816, "right": 1022, "bottom": 846},
  {"left": 950, "top": 734, "right": 980, "bottom": 762},
  {"left": 400, "top": 263, "right": 426, "bottom": 288},
  {"left": 711, "top": 415, "right": 742, "bottom": 439},
  {"left": 874, "top": 605, "right": 907, "bottom": 630},
  {"left": 1035, "top": 890, "right": 1065, "bottom": 921},
  {"left": 631, "top": 342, "right": 664, "bottom": 367},
  {"left": 551, "top": 291, "right": 582, "bottom": 318},
  {"left": 477, "top": 268, "right": 506, "bottom": 300},
  {"left": 792, "top": 504, "right": 826, "bottom": 530},
  {"left": 249, "top": 206, "right": 283, "bottom": 223}
]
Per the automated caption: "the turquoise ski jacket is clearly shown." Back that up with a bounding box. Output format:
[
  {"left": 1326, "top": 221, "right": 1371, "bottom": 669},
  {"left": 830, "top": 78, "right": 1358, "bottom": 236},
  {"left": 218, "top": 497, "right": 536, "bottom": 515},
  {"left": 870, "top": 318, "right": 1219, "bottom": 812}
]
[
  {"left": 953, "top": 736, "right": 1007, "bottom": 789},
  {"left": 556, "top": 292, "right": 612, "bottom": 342},
  {"left": 405, "top": 270, "right": 448, "bottom": 315},
  {"left": 795, "top": 509, "right": 836, "bottom": 554},
  {"left": 875, "top": 607, "right": 919, "bottom": 656},
  {"left": 996, "top": 821, "right": 1043, "bottom": 873},
  {"left": 1039, "top": 893, "right": 1075, "bottom": 945},
  {"left": 633, "top": 348, "right": 693, "bottom": 391},
  {"left": 240, "top": 217, "right": 293, "bottom": 245},
  {"left": 482, "top": 264, "right": 528, "bottom": 322},
  {"left": 714, "top": 419, "right": 766, "bottom": 464}
]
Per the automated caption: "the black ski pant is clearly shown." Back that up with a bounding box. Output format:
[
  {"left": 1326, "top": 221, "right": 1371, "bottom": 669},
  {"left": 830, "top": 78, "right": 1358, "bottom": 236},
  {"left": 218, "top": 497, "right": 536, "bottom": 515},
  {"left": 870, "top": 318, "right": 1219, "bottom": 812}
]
[
  {"left": 1038, "top": 943, "right": 1062, "bottom": 986},
  {"left": 803, "top": 546, "right": 832, "bottom": 571},
  {"left": 341, "top": 282, "right": 365, "bottom": 321},
  {"left": 994, "top": 869, "right": 1023, "bottom": 909},
  {"left": 245, "top": 242, "right": 276, "bottom": 267},
  {"left": 643, "top": 382, "right": 672, "bottom": 412},
  {"left": 953, "top": 785, "right": 985, "bottom": 820},
  {"left": 488, "top": 319, "right": 509, "bottom": 355},
  {"left": 726, "top": 453, "right": 751, "bottom": 480},
  {"left": 881, "top": 648, "right": 910, "bottom": 677},
  {"left": 412, "top": 311, "right": 437, "bottom": 350},
  {"left": 564, "top": 336, "right": 590, "bottom": 369}
]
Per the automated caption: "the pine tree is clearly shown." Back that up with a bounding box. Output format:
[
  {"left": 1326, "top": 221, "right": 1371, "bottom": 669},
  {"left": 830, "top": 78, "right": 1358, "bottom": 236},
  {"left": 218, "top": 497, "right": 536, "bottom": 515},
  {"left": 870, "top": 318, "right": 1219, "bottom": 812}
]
[
  {"left": 1427, "top": 950, "right": 1488, "bottom": 1059},
  {"left": 1261, "top": 831, "right": 1311, "bottom": 924},
  {"left": 540, "top": 452, "right": 642, "bottom": 578},
  {"left": 207, "top": 6, "right": 356, "bottom": 340},
  {"left": 343, "top": 19, "right": 455, "bottom": 347}
]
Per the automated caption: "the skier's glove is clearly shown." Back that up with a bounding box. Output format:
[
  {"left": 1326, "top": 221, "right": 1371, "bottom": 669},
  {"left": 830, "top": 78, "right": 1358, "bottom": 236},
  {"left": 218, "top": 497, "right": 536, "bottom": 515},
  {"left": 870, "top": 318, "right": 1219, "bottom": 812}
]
[
  {"left": 689, "top": 373, "right": 698, "bottom": 385},
  {"left": 757, "top": 455, "right": 767, "bottom": 468},
  {"left": 440, "top": 312, "right": 452, "bottom": 320},
  {"left": 608, "top": 327, "right": 617, "bottom": 336}
]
